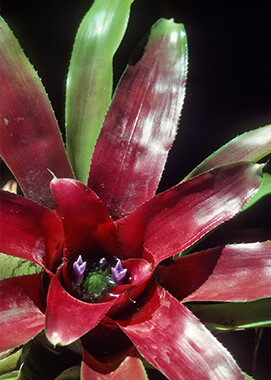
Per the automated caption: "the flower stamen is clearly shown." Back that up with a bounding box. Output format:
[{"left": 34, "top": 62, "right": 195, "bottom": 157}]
[{"left": 72, "top": 256, "right": 127, "bottom": 302}]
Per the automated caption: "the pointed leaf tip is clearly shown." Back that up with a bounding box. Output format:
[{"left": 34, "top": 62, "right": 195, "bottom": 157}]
[
  {"left": 185, "top": 124, "right": 271, "bottom": 181},
  {"left": 89, "top": 16, "right": 188, "bottom": 219},
  {"left": 152, "top": 17, "right": 187, "bottom": 39}
]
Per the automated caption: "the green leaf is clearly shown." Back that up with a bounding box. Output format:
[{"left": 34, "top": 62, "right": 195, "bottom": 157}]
[
  {"left": 185, "top": 124, "right": 271, "bottom": 180},
  {"left": 66, "top": 0, "right": 134, "bottom": 183},
  {"left": 242, "top": 172, "right": 271, "bottom": 210},
  {"left": 0, "top": 372, "right": 19, "bottom": 380},
  {"left": 0, "top": 350, "right": 21, "bottom": 376},
  {"left": 242, "top": 372, "right": 255, "bottom": 380},
  {"left": 186, "top": 298, "right": 271, "bottom": 331},
  {"left": 0, "top": 253, "right": 41, "bottom": 281}
]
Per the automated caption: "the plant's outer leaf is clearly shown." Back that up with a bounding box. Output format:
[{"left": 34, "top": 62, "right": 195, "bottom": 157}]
[
  {"left": 55, "top": 366, "right": 81, "bottom": 380},
  {"left": 0, "top": 17, "right": 73, "bottom": 209},
  {"left": 0, "top": 252, "right": 42, "bottom": 281},
  {"left": 157, "top": 242, "right": 271, "bottom": 302},
  {"left": 0, "top": 274, "right": 44, "bottom": 353},
  {"left": 184, "top": 242, "right": 271, "bottom": 302},
  {"left": 82, "top": 346, "right": 148, "bottom": 380},
  {"left": 242, "top": 172, "right": 271, "bottom": 210},
  {"left": 242, "top": 373, "right": 255, "bottom": 380},
  {"left": 45, "top": 268, "right": 117, "bottom": 346},
  {"left": 116, "top": 162, "right": 262, "bottom": 265},
  {"left": 0, "top": 190, "right": 64, "bottom": 272},
  {"left": 0, "top": 349, "right": 21, "bottom": 376},
  {"left": 155, "top": 248, "right": 221, "bottom": 301},
  {"left": 89, "top": 18, "right": 188, "bottom": 220},
  {"left": 187, "top": 299, "right": 271, "bottom": 331},
  {"left": 66, "top": 0, "right": 134, "bottom": 183},
  {"left": 116, "top": 283, "right": 245, "bottom": 379},
  {"left": 185, "top": 124, "right": 271, "bottom": 180},
  {"left": 0, "top": 372, "right": 19, "bottom": 379},
  {"left": 50, "top": 179, "right": 118, "bottom": 258}
]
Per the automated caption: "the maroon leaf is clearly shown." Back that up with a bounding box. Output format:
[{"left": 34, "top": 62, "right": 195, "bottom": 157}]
[
  {"left": 156, "top": 248, "right": 221, "bottom": 301},
  {"left": 51, "top": 179, "right": 118, "bottom": 257},
  {"left": 184, "top": 242, "right": 271, "bottom": 302},
  {"left": 0, "top": 274, "right": 44, "bottom": 352},
  {"left": 82, "top": 345, "right": 147, "bottom": 380},
  {"left": 116, "top": 283, "right": 244, "bottom": 379},
  {"left": 103, "top": 259, "right": 153, "bottom": 315},
  {"left": 0, "top": 17, "right": 73, "bottom": 209},
  {"left": 89, "top": 19, "right": 188, "bottom": 220},
  {"left": 0, "top": 190, "right": 64, "bottom": 271},
  {"left": 116, "top": 162, "right": 262, "bottom": 265},
  {"left": 45, "top": 268, "right": 117, "bottom": 346}
]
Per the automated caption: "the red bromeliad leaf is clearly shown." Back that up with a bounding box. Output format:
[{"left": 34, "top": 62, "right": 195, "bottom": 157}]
[
  {"left": 155, "top": 248, "right": 221, "bottom": 301},
  {"left": 184, "top": 242, "right": 271, "bottom": 302},
  {"left": 116, "top": 162, "right": 262, "bottom": 265},
  {"left": 0, "top": 274, "right": 45, "bottom": 352},
  {"left": 103, "top": 259, "right": 153, "bottom": 315},
  {"left": 82, "top": 355, "right": 147, "bottom": 380},
  {"left": 45, "top": 268, "right": 117, "bottom": 346},
  {"left": 186, "top": 124, "right": 271, "bottom": 179},
  {"left": 89, "top": 18, "right": 188, "bottom": 220},
  {"left": 50, "top": 179, "right": 118, "bottom": 257},
  {"left": 121, "top": 259, "right": 152, "bottom": 286},
  {"left": 82, "top": 346, "right": 147, "bottom": 380},
  {"left": 0, "top": 190, "right": 64, "bottom": 271},
  {"left": 108, "top": 259, "right": 152, "bottom": 298},
  {"left": 116, "top": 283, "right": 244, "bottom": 379},
  {"left": 0, "top": 17, "right": 74, "bottom": 209}
]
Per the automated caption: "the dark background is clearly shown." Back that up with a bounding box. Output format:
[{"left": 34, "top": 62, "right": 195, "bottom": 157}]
[{"left": 0, "top": 1, "right": 270, "bottom": 379}]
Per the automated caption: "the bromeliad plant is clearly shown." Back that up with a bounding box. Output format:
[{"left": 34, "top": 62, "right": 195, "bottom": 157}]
[{"left": 0, "top": 0, "right": 271, "bottom": 379}]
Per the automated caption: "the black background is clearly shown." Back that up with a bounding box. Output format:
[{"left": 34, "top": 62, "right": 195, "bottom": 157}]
[{"left": 1, "top": 1, "right": 270, "bottom": 379}]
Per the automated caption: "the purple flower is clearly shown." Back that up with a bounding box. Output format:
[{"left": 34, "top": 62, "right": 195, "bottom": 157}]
[
  {"left": 111, "top": 259, "right": 127, "bottom": 283},
  {"left": 72, "top": 255, "right": 86, "bottom": 283}
]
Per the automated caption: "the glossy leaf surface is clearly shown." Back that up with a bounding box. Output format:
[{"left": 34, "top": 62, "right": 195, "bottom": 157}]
[
  {"left": 117, "top": 284, "right": 244, "bottom": 379},
  {"left": 0, "top": 17, "right": 73, "bottom": 209},
  {"left": 184, "top": 242, "right": 271, "bottom": 302},
  {"left": 66, "top": 0, "right": 134, "bottom": 183},
  {"left": 0, "top": 190, "right": 63, "bottom": 271},
  {"left": 116, "top": 163, "right": 262, "bottom": 264},
  {"left": 89, "top": 18, "right": 188, "bottom": 220},
  {"left": 156, "top": 248, "right": 221, "bottom": 301},
  {"left": 0, "top": 274, "right": 44, "bottom": 352},
  {"left": 188, "top": 299, "right": 271, "bottom": 331},
  {"left": 82, "top": 346, "right": 148, "bottom": 380},
  {"left": 45, "top": 268, "right": 117, "bottom": 346},
  {"left": 51, "top": 179, "right": 118, "bottom": 257},
  {"left": 186, "top": 124, "right": 271, "bottom": 179}
]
